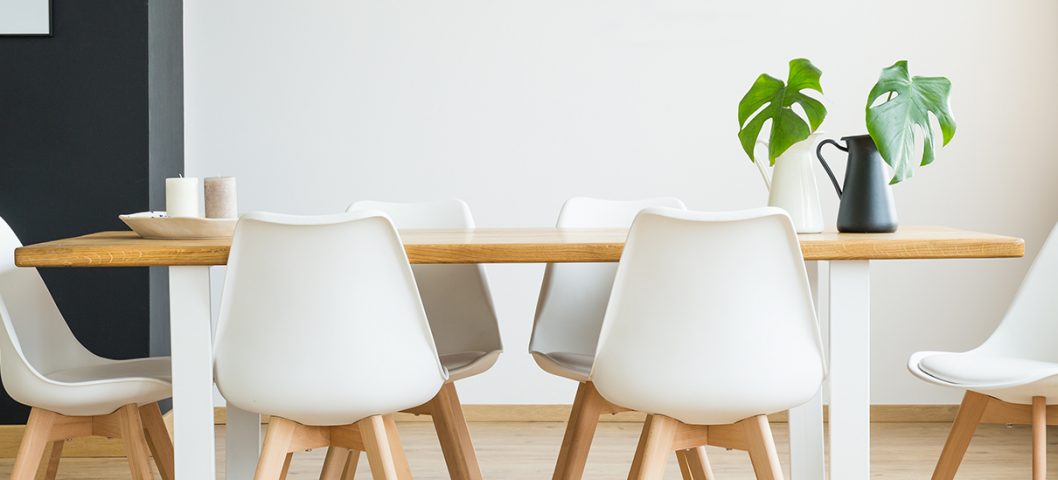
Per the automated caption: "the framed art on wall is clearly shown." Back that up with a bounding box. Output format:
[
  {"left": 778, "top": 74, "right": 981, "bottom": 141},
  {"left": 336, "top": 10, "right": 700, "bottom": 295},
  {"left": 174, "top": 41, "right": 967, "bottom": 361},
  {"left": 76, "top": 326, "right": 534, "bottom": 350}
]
[{"left": 0, "top": 0, "right": 52, "bottom": 36}]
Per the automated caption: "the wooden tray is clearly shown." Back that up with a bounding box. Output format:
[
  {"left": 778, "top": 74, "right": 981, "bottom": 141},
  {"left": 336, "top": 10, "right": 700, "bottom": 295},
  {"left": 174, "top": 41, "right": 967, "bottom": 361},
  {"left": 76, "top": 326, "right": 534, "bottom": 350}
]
[{"left": 120, "top": 212, "right": 236, "bottom": 239}]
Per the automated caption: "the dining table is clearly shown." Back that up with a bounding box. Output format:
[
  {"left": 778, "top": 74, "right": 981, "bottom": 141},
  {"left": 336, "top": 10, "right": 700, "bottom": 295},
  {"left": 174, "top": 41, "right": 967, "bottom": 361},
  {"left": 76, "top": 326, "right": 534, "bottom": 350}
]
[{"left": 14, "top": 225, "right": 1024, "bottom": 480}]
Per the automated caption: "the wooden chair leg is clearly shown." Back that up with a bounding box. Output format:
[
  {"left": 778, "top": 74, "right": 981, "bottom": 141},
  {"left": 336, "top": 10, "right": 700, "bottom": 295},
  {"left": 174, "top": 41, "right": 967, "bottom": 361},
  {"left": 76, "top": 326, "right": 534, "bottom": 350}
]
[
  {"left": 1034, "top": 396, "right": 1047, "bottom": 480},
  {"left": 742, "top": 415, "right": 782, "bottom": 480},
  {"left": 321, "top": 446, "right": 360, "bottom": 480},
  {"left": 115, "top": 404, "right": 155, "bottom": 480},
  {"left": 163, "top": 409, "right": 175, "bottom": 441},
  {"left": 932, "top": 391, "right": 990, "bottom": 480},
  {"left": 359, "top": 415, "right": 412, "bottom": 480},
  {"left": 321, "top": 447, "right": 352, "bottom": 480},
  {"left": 677, "top": 446, "right": 714, "bottom": 480},
  {"left": 13, "top": 408, "right": 58, "bottom": 480},
  {"left": 383, "top": 416, "right": 412, "bottom": 479},
  {"left": 554, "top": 382, "right": 607, "bottom": 480},
  {"left": 256, "top": 417, "right": 298, "bottom": 480},
  {"left": 279, "top": 453, "right": 294, "bottom": 480},
  {"left": 343, "top": 450, "right": 360, "bottom": 480},
  {"left": 428, "top": 383, "right": 482, "bottom": 480},
  {"left": 35, "top": 440, "right": 64, "bottom": 480},
  {"left": 140, "top": 402, "right": 176, "bottom": 480},
  {"left": 628, "top": 414, "right": 678, "bottom": 480}
]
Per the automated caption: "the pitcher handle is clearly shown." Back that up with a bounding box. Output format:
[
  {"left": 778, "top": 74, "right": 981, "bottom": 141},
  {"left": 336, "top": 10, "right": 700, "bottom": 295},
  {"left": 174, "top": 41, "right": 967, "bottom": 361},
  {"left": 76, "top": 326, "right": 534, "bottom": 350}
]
[
  {"left": 753, "top": 140, "right": 771, "bottom": 190},
  {"left": 816, "top": 139, "right": 847, "bottom": 198}
]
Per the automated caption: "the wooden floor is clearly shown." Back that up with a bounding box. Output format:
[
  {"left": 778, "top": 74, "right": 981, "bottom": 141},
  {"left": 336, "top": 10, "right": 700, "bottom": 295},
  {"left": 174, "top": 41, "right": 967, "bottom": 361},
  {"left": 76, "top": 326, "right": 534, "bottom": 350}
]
[{"left": 1, "top": 421, "right": 1056, "bottom": 479}]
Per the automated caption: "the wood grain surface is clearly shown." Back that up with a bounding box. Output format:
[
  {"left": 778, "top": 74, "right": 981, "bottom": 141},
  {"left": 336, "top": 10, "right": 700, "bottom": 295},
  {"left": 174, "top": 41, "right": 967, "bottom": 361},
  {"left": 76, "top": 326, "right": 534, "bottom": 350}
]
[{"left": 14, "top": 226, "right": 1024, "bottom": 268}]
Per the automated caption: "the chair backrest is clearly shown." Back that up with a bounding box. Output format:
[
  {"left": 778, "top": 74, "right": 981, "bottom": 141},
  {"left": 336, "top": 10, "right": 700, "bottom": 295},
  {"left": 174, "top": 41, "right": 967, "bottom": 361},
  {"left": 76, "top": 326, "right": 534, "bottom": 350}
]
[
  {"left": 529, "top": 197, "right": 685, "bottom": 358},
  {"left": 0, "top": 217, "right": 99, "bottom": 403},
  {"left": 213, "top": 211, "right": 445, "bottom": 425},
  {"left": 977, "top": 222, "right": 1058, "bottom": 362},
  {"left": 347, "top": 200, "right": 501, "bottom": 358},
  {"left": 591, "top": 208, "right": 825, "bottom": 426}
]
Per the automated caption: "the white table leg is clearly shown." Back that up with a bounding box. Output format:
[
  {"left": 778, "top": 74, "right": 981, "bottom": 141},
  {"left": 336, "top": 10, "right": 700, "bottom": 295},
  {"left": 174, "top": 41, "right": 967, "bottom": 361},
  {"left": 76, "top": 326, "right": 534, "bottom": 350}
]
[
  {"left": 828, "top": 260, "right": 871, "bottom": 479},
  {"left": 789, "top": 261, "right": 827, "bottom": 480},
  {"left": 169, "top": 266, "right": 216, "bottom": 480},
  {"left": 226, "top": 405, "right": 261, "bottom": 479}
]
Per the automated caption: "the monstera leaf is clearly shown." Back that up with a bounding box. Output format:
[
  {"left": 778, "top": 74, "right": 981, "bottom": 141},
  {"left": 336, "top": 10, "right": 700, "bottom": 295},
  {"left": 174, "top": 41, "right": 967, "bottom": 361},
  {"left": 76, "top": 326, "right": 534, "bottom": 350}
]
[
  {"left": 738, "top": 58, "right": 827, "bottom": 165},
  {"left": 866, "top": 60, "right": 956, "bottom": 184}
]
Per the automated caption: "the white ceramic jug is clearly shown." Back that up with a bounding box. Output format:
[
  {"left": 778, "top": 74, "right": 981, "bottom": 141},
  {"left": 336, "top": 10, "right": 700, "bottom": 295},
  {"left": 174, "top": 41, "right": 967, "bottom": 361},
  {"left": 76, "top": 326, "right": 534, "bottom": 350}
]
[{"left": 754, "top": 133, "right": 824, "bottom": 233}]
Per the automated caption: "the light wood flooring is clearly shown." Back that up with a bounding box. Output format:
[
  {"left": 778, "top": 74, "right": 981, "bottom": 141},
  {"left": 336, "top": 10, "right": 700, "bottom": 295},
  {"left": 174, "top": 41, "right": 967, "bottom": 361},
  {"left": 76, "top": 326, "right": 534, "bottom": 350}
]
[{"left": 0, "top": 421, "right": 1056, "bottom": 479}]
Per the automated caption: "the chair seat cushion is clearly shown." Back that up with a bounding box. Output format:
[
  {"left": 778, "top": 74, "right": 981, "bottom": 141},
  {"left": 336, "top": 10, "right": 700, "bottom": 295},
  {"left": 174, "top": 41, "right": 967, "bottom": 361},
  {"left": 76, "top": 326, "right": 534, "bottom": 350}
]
[
  {"left": 531, "top": 351, "right": 593, "bottom": 382},
  {"left": 440, "top": 350, "right": 500, "bottom": 382},
  {"left": 22, "top": 356, "right": 173, "bottom": 417},
  {"left": 919, "top": 353, "right": 1058, "bottom": 387},
  {"left": 46, "top": 356, "right": 172, "bottom": 384}
]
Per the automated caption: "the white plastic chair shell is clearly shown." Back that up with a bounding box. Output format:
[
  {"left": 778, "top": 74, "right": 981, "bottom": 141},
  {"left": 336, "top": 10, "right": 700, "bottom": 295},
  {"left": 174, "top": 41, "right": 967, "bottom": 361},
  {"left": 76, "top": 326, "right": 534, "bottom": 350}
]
[
  {"left": 529, "top": 197, "right": 686, "bottom": 381},
  {"left": 909, "top": 222, "right": 1058, "bottom": 405},
  {"left": 347, "top": 200, "right": 501, "bottom": 381},
  {"left": 213, "top": 211, "right": 446, "bottom": 426},
  {"left": 591, "top": 207, "right": 826, "bottom": 426},
  {"left": 0, "top": 217, "right": 171, "bottom": 417}
]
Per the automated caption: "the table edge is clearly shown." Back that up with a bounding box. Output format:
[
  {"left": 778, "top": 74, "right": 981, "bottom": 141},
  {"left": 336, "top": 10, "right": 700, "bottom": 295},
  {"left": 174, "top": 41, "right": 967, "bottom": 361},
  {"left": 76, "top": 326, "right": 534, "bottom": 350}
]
[{"left": 14, "top": 237, "right": 1025, "bottom": 267}]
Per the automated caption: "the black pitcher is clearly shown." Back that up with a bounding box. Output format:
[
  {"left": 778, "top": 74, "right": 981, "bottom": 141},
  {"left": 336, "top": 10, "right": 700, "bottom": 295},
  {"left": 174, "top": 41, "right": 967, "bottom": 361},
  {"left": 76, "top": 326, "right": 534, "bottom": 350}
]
[{"left": 816, "top": 135, "right": 898, "bottom": 233}]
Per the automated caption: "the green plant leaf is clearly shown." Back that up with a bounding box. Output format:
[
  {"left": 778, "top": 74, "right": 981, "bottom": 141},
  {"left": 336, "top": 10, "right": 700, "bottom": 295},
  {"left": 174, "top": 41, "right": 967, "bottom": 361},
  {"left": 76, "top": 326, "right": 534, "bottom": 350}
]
[
  {"left": 866, "top": 60, "right": 956, "bottom": 184},
  {"left": 737, "top": 58, "right": 827, "bottom": 165}
]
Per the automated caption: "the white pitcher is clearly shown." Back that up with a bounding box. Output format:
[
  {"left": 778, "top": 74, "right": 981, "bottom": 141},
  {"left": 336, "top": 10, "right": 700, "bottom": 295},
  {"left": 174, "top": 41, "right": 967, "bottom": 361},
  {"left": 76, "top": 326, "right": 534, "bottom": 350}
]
[{"left": 754, "top": 133, "right": 824, "bottom": 233}]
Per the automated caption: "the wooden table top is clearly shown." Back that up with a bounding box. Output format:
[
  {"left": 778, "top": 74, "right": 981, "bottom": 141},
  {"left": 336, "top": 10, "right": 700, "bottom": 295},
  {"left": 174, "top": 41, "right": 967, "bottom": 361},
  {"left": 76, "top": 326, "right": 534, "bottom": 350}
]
[{"left": 14, "top": 226, "right": 1024, "bottom": 268}]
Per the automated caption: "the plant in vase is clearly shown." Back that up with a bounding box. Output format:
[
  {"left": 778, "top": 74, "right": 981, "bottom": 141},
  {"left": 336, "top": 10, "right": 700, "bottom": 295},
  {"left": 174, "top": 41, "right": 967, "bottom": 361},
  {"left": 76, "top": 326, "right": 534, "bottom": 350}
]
[
  {"left": 736, "top": 58, "right": 828, "bottom": 233},
  {"left": 816, "top": 60, "right": 957, "bottom": 233}
]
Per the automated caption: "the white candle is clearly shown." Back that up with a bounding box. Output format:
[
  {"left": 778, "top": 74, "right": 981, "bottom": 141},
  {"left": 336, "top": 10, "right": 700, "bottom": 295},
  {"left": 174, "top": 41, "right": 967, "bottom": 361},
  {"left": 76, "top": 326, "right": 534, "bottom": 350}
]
[
  {"left": 204, "top": 176, "right": 238, "bottom": 219},
  {"left": 165, "top": 177, "right": 200, "bottom": 217}
]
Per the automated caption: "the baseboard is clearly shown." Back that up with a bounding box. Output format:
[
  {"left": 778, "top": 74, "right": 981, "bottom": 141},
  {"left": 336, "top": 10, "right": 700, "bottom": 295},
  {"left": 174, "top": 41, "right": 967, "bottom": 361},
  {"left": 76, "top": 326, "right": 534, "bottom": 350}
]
[{"left": 0, "top": 404, "right": 961, "bottom": 458}]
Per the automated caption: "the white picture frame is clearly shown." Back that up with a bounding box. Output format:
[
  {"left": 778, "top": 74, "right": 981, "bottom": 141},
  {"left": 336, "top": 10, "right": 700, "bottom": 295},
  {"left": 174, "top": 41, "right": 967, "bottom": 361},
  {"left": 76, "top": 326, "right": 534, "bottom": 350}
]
[{"left": 0, "top": 0, "right": 51, "bottom": 36}]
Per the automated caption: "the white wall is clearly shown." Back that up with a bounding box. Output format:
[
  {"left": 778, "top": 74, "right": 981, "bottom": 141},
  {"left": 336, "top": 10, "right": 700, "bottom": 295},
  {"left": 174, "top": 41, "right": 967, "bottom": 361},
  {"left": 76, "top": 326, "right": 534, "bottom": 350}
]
[{"left": 185, "top": 0, "right": 1058, "bottom": 405}]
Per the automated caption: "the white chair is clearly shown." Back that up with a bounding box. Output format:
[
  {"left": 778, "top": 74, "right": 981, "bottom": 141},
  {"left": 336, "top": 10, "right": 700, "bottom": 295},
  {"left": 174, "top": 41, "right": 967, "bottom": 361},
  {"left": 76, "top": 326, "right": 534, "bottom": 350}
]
[
  {"left": 909, "top": 222, "right": 1058, "bottom": 479},
  {"left": 213, "top": 211, "right": 447, "bottom": 480},
  {"left": 322, "top": 199, "right": 500, "bottom": 479},
  {"left": 528, "top": 196, "right": 685, "bottom": 479},
  {"left": 590, "top": 207, "right": 826, "bottom": 479},
  {"left": 0, "top": 217, "right": 174, "bottom": 480}
]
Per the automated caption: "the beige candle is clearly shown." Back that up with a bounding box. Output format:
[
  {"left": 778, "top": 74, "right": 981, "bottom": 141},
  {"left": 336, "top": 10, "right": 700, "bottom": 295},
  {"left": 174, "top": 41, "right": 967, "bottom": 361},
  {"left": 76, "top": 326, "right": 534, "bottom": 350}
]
[{"left": 204, "top": 176, "right": 238, "bottom": 219}]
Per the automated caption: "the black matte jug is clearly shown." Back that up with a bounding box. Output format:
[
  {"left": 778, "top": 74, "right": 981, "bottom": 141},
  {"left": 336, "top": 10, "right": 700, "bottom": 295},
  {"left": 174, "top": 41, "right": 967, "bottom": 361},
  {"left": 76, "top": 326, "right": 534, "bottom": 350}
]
[{"left": 816, "top": 135, "right": 898, "bottom": 233}]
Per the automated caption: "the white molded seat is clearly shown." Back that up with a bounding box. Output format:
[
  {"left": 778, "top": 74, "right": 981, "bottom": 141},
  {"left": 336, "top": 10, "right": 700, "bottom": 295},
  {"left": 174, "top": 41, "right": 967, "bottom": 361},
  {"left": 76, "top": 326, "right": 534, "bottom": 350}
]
[
  {"left": 213, "top": 211, "right": 446, "bottom": 427},
  {"left": 908, "top": 222, "right": 1058, "bottom": 479},
  {"left": 908, "top": 223, "right": 1058, "bottom": 404},
  {"left": 535, "top": 352, "right": 593, "bottom": 381},
  {"left": 348, "top": 200, "right": 501, "bottom": 382},
  {"left": 591, "top": 207, "right": 826, "bottom": 478},
  {"left": 0, "top": 217, "right": 171, "bottom": 417},
  {"left": 914, "top": 352, "right": 1058, "bottom": 389},
  {"left": 213, "top": 211, "right": 446, "bottom": 479},
  {"left": 0, "top": 216, "right": 174, "bottom": 480},
  {"left": 45, "top": 357, "right": 172, "bottom": 384},
  {"left": 529, "top": 197, "right": 686, "bottom": 382},
  {"left": 592, "top": 207, "right": 826, "bottom": 425}
]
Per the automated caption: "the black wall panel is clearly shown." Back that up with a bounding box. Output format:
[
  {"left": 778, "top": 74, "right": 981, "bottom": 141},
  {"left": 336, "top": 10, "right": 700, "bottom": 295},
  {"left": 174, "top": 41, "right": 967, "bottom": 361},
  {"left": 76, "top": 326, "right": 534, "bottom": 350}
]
[{"left": 0, "top": 0, "right": 181, "bottom": 423}]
